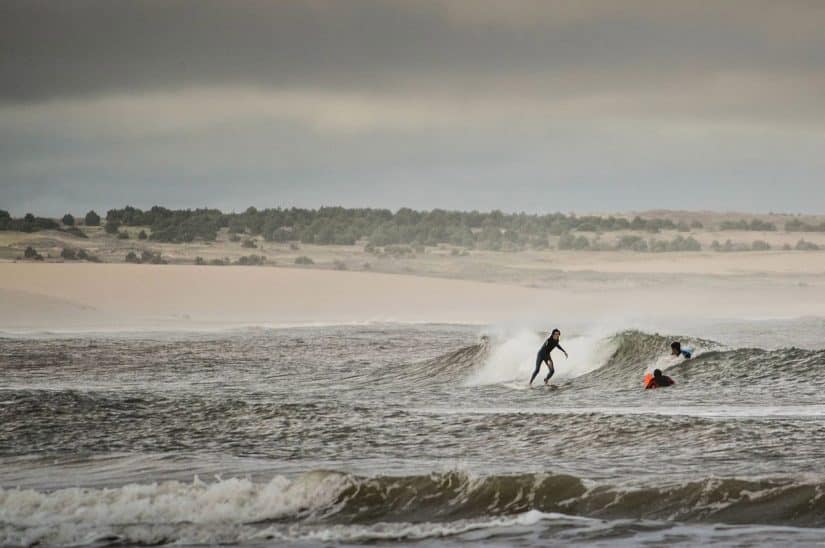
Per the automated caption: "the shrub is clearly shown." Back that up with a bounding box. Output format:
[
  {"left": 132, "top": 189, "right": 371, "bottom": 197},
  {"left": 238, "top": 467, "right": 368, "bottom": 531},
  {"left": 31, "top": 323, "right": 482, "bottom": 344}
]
[
  {"left": 751, "top": 240, "right": 771, "bottom": 251},
  {"left": 235, "top": 254, "right": 266, "bottom": 266},
  {"left": 62, "top": 214, "right": 75, "bottom": 226},
  {"left": 138, "top": 230, "right": 148, "bottom": 240},
  {"left": 209, "top": 258, "right": 227, "bottom": 266},
  {"left": 712, "top": 239, "right": 756, "bottom": 252},
  {"left": 264, "top": 227, "right": 293, "bottom": 242},
  {"left": 648, "top": 236, "right": 701, "bottom": 252},
  {"left": 670, "top": 236, "right": 702, "bottom": 252},
  {"left": 23, "top": 246, "right": 40, "bottom": 260},
  {"left": 557, "top": 233, "right": 575, "bottom": 250},
  {"left": 63, "top": 226, "right": 88, "bottom": 238},
  {"left": 1, "top": 214, "right": 59, "bottom": 232},
  {"left": 242, "top": 239, "right": 257, "bottom": 248},
  {"left": 558, "top": 233, "right": 590, "bottom": 250},
  {"left": 105, "top": 220, "right": 121, "bottom": 234},
  {"left": 616, "top": 235, "right": 648, "bottom": 252},
  {"left": 140, "top": 250, "right": 166, "bottom": 264},
  {"left": 117, "top": 231, "right": 129, "bottom": 239},
  {"left": 294, "top": 256, "right": 314, "bottom": 265},
  {"left": 796, "top": 239, "right": 820, "bottom": 251},
  {"left": 720, "top": 219, "right": 776, "bottom": 231},
  {"left": 384, "top": 245, "right": 414, "bottom": 257},
  {"left": 60, "top": 248, "right": 77, "bottom": 260},
  {"left": 125, "top": 251, "right": 140, "bottom": 263},
  {"left": 85, "top": 210, "right": 101, "bottom": 226},
  {"left": 786, "top": 219, "right": 825, "bottom": 232},
  {"left": 195, "top": 256, "right": 205, "bottom": 265}
]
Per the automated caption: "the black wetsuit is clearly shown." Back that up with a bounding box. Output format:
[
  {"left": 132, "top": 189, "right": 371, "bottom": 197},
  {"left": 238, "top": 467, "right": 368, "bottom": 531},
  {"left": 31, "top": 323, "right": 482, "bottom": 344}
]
[
  {"left": 531, "top": 337, "right": 566, "bottom": 384},
  {"left": 645, "top": 375, "right": 675, "bottom": 389}
]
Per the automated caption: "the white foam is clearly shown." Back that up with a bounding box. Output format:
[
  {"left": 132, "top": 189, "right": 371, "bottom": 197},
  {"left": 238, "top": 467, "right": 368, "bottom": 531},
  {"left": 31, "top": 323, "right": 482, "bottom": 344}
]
[
  {"left": 261, "top": 509, "right": 577, "bottom": 543},
  {"left": 0, "top": 475, "right": 599, "bottom": 547},
  {"left": 0, "top": 472, "right": 349, "bottom": 547},
  {"left": 465, "top": 328, "right": 618, "bottom": 386}
]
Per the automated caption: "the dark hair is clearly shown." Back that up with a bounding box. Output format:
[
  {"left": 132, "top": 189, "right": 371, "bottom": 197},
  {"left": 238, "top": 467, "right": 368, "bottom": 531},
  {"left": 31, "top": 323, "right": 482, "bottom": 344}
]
[
  {"left": 653, "top": 369, "right": 663, "bottom": 378},
  {"left": 671, "top": 341, "right": 681, "bottom": 350},
  {"left": 551, "top": 329, "right": 561, "bottom": 335}
]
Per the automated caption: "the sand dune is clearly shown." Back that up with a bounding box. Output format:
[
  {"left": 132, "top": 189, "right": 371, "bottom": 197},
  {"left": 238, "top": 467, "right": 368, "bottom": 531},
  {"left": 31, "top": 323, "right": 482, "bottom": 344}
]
[{"left": 1, "top": 262, "right": 824, "bottom": 332}]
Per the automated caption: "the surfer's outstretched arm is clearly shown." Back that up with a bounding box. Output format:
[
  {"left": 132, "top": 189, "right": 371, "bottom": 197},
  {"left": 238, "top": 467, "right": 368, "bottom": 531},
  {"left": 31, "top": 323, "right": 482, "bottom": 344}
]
[{"left": 557, "top": 344, "right": 568, "bottom": 358}]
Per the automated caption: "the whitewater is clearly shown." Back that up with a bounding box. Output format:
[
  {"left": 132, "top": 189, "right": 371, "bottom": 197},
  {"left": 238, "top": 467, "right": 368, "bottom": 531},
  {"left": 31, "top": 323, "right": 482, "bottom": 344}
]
[{"left": 2, "top": 320, "right": 825, "bottom": 546}]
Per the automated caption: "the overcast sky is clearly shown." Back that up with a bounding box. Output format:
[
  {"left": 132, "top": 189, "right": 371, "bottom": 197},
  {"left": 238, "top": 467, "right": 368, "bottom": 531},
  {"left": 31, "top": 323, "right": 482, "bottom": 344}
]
[{"left": 2, "top": 0, "right": 824, "bottom": 216}]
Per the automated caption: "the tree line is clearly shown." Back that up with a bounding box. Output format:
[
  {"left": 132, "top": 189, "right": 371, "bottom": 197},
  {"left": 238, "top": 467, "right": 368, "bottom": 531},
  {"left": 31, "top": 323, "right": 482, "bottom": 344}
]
[
  {"left": 2, "top": 206, "right": 824, "bottom": 251},
  {"left": 101, "top": 206, "right": 702, "bottom": 247}
]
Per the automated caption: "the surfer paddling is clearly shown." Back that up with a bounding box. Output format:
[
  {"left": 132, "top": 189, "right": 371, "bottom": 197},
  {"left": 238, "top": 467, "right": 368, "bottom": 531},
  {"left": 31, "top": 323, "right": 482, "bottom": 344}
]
[
  {"left": 642, "top": 341, "right": 692, "bottom": 389},
  {"left": 670, "top": 341, "right": 693, "bottom": 359},
  {"left": 530, "top": 328, "right": 568, "bottom": 386},
  {"left": 644, "top": 368, "right": 675, "bottom": 389}
]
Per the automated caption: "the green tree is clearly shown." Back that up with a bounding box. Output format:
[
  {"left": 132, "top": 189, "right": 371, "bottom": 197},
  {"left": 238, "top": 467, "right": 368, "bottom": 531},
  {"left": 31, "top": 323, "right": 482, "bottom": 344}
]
[
  {"left": 62, "top": 214, "right": 75, "bottom": 226},
  {"left": 85, "top": 210, "right": 101, "bottom": 226},
  {"left": 105, "top": 220, "right": 121, "bottom": 234}
]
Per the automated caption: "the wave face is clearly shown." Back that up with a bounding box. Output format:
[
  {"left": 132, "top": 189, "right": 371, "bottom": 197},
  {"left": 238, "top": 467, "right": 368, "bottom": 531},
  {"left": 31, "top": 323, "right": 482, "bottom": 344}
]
[
  {"left": 4, "top": 471, "right": 825, "bottom": 546},
  {"left": 3, "top": 321, "right": 825, "bottom": 546},
  {"left": 394, "top": 328, "right": 825, "bottom": 394}
]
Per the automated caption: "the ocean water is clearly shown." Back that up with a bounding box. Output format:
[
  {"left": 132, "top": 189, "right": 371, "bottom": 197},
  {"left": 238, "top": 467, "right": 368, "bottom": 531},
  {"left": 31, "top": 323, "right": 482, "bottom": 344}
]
[{"left": 2, "top": 321, "right": 825, "bottom": 547}]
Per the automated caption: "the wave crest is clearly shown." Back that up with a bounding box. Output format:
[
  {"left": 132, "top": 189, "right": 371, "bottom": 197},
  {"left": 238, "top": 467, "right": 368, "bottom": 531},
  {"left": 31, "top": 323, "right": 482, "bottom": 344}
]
[{"left": 4, "top": 471, "right": 825, "bottom": 546}]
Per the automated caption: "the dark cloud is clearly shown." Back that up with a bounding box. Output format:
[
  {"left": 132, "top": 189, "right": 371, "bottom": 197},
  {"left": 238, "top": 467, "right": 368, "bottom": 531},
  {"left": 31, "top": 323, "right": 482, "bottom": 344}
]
[
  {"left": 2, "top": 1, "right": 824, "bottom": 102},
  {"left": 1, "top": 1, "right": 825, "bottom": 214}
]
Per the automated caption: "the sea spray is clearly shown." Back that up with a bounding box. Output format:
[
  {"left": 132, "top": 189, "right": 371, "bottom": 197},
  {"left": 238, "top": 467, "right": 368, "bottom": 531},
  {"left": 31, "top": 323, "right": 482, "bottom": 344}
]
[{"left": 465, "top": 329, "right": 618, "bottom": 385}]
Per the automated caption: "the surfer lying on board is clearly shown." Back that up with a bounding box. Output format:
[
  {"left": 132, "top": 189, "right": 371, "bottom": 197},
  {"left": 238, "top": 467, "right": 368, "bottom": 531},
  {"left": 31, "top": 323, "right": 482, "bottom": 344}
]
[
  {"left": 671, "top": 341, "right": 693, "bottom": 359},
  {"left": 530, "top": 328, "right": 568, "bottom": 386},
  {"left": 644, "top": 368, "right": 675, "bottom": 389}
]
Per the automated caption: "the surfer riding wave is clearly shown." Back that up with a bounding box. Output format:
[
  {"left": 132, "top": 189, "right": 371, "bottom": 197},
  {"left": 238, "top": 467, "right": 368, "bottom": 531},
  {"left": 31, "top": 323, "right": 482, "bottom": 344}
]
[{"left": 530, "top": 328, "right": 568, "bottom": 386}]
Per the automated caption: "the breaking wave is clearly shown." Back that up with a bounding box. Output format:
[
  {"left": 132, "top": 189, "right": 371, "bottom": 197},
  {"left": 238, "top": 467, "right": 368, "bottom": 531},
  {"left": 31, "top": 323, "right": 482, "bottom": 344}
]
[
  {"left": 4, "top": 470, "right": 825, "bottom": 546},
  {"left": 398, "top": 329, "right": 825, "bottom": 391}
]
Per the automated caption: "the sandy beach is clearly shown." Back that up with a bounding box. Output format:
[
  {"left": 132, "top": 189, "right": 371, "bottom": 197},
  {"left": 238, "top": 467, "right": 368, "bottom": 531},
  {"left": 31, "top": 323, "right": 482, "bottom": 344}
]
[{"left": 2, "top": 261, "right": 824, "bottom": 332}]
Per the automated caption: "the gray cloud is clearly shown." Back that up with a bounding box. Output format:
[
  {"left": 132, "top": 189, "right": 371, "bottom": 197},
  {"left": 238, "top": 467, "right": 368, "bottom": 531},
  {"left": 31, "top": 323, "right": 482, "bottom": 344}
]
[
  {"left": 3, "top": 1, "right": 824, "bottom": 104},
  {"left": 1, "top": 1, "right": 824, "bottom": 214}
]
